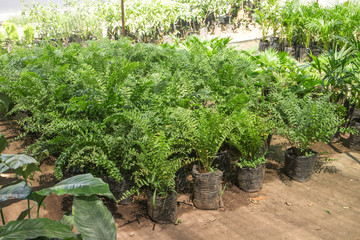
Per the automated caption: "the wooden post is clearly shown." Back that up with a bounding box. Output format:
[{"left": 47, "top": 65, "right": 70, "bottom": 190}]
[{"left": 121, "top": 0, "right": 125, "bottom": 37}]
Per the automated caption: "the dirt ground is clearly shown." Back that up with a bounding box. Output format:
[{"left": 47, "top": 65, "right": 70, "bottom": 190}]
[{"left": 1, "top": 115, "right": 359, "bottom": 240}]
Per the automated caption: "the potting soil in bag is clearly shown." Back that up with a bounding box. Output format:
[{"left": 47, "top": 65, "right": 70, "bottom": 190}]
[
  {"left": 147, "top": 191, "right": 177, "bottom": 224},
  {"left": 192, "top": 165, "right": 224, "bottom": 210},
  {"left": 237, "top": 164, "right": 265, "bottom": 192}
]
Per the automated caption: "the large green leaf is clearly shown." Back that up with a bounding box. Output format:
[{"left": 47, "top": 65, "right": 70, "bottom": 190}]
[
  {"left": 16, "top": 204, "right": 34, "bottom": 221},
  {"left": 0, "top": 218, "right": 77, "bottom": 240},
  {"left": 37, "top": 174, "right": 115, "bottom": 200},
  {"left": 0, "top": 154, "right": 40, "bottom": 180},
  {"left": 0, "top": 135, "right": 8, "bottom": 153},
  {"left": 0, "top": 154, "right": 38, "bottom": 169},
  {"left": 0, "top": 181, "right": 32, "bottom": 202},
  {"left": 0, "top": 163, "right": 9, "bottom": 174},
  {"left": 61, "top": 212, "right": 75, "bottom": 230},
  {"left": 73, "top": 195, "right": 116, "bottom": 240}
]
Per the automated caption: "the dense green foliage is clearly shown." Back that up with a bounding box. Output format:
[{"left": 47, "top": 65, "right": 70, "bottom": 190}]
[
  {"left": 1, "top": 29, "right": 357, "bottom": 196},
  {"left": 229, "top": 110, "right": 270, "bottom": 168},
  {"left": 271, "top": 92, "right": 344, "bottom": 155},
  {"left": 0, "top": 37, "right": 271, "bottom": 195},
  {"left": 3, "top": 0, "right": 243, "bottom": 43},
  {"left": 256, "top": 0, "right": 360, "bottom": 49}
]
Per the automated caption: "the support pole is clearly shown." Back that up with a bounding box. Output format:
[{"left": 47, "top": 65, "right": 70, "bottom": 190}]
[{"left": 121, "top": 0, "right": 125, "bottom": 37}]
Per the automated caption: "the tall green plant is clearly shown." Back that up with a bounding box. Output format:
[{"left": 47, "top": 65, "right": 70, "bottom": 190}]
[
  {"left": 228, "top": 110, "right": 271, "bottom": 168},
  {"left": 129, "top": 131, "right": 184, "bottom": 196},
  {"left": 279, "top": 0, "right": 299, "bottom": 48},
  {"left": 252, "top": 8, "right": 271, "bottom": 42},
  {"left": 193, "top": 108, "right": 233, "bottom": 172},
  {"left": 272, "top": 92, "right": 345, "bottom": 155},
  {"left": 308, "top": 45, "right": 357, "bottom": 105},
  {"left": 2, "top": 22, "right": 19, "bottom": 42}
]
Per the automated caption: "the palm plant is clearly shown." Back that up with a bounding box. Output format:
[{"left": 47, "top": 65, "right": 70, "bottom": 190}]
[
  {"left": 253, "top": 8, "right": 271, "bottom": 42},
  {"left": 306, "top": 16, "right": 340, "bottom": 50},
  {"left": 244, "top": 48, "right": 298, "bottom": 88},
  {"left": 279, "top": 0, "right": 299, "bottom": 48},
  {"left": 298, "top": 4, "right": 318, "bottom": 49},
  {"left": 308, "top": 44, "right": 358, "bottom": 105}
]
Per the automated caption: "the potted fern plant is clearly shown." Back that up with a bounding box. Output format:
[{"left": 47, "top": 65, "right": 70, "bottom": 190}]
[
  {"left": 191, "top": 108, "right": 232, "bottom": 210},
  {"left": 228, "top": 110, "right": 271, "bottom": 192},
  {"left": 130, "top": 131, "right": 183, "bottom": 224},
  {"left": 273, "top": 92, "right": 345, "bottom": 182}
]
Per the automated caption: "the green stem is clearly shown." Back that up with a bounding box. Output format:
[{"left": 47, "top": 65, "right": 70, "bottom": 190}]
[
  {"left": 37, "top": 197, "right": 45, "bottom": 218},
  {"left": 27, "top": 199, "right": 31, "bottom": 219},
  {"left": 0, "top": 206, "right": 5, "bottom": 225}
]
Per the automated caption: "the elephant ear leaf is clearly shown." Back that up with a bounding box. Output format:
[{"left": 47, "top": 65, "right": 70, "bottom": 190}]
[
  {"left": 61, "top": 212, "right": 75, "bottom": 230},
  {"left": 0, "top": 163, "right": 9, "bottom": 174},
  {"left": 0, "top": 154, "right": 40, "bottom": 181},
  {"left": 37, "top": 174, "right": 115, "bottom": 200},
  {"left": 0, "top": 218, "right": 77, "bottom": 240},
  {"left": 73, "top": 195, "right": 116, "bottom": 240},
  {"left": 0, "top": 181, "right": 32, "bottom": 202},
  {"left": 0, "top": 134, "right": 8, "bottom": 153}
]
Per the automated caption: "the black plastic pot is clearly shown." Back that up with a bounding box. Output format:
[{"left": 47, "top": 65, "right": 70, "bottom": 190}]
[
  {"left": 298, "top": 47, "right": 308, "bottom": 62},
  {"left": 279, "top": 38, "right": 287, "bottom": 52},
  {"left": 259, "top": 39, "right": 269, "bottom": 52},
  {"left": 350, "top": 122, "right": 360, "bottom": 151},
  {"left": 265, "top": 134, "right": 273, "bottom": 151},
  {"left": 270, "top": 37, "right": 280, "bottom": 51},
  {"left": 285, "top": 147, "right": 318, "bottom": 182},
  {"left": 304, "top": 48, "right": 313, "bottom": 62},
  {"left": 284, "top": 46, "right": 295, "bottom": 57},
  {"left": 218, "top": 15, "right": 229, "bottom": 25},
  {"left": 199, "top": 27, "right": 208, "bottom": 39},
  {"left": 237, "top": 164, "right": 265, "bottom": 192},
  {"left": 350, "top": 109, "right": 360, "bottom": 151},
  {"left": 309, "top": 44, "right": 322, "bottom": 58},
  {"left": 102, "top": 176, "right": 133, "bottom": 205},
  {"left": 147, "top": 191, "right": 177, "bottom": 224},
  {"left": 192, "top": 165, "right": 223, "bottom": 210}
]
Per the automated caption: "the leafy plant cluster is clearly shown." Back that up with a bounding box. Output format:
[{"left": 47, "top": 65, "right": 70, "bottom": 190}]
[
  {"left": 0, "top": 134, "right": 117, "bottom": 240},
  {"left": 4, "top": 0, "right": 245, "bottom": 44},
  {"left": 0, "top": 37, "right": 274, "bottom": 196},
  {"left": 1, "top": 26, "right": 355, "bottom": 198},
  {"left": 270, "top": 91, "right": 344, "bottom": 154},
  {"left": 253, "top": 0, "right": 360, "bottom": 49}
]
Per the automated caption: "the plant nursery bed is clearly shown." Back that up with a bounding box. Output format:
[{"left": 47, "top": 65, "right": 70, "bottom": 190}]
[{"left": 1, "top": 120, "right": 359, "bottom": 240}]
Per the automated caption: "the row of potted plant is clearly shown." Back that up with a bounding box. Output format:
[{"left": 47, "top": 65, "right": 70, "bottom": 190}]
[
  {"left": 144, "top": 90, "right": 346, "bottom": 223},
  {"left": 255, "top": 0, "right": 360, "bottom": 58},
  {"left": 0, "top": 36, "right": 355, "bottom": 225},
  {"left": 2, "top": 0, "right": 247, "bottom": 44}
]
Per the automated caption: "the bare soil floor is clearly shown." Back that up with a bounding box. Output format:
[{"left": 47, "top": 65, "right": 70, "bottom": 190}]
[{"left": 1, "top": 117, "right": 359, "bottom": 240}]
